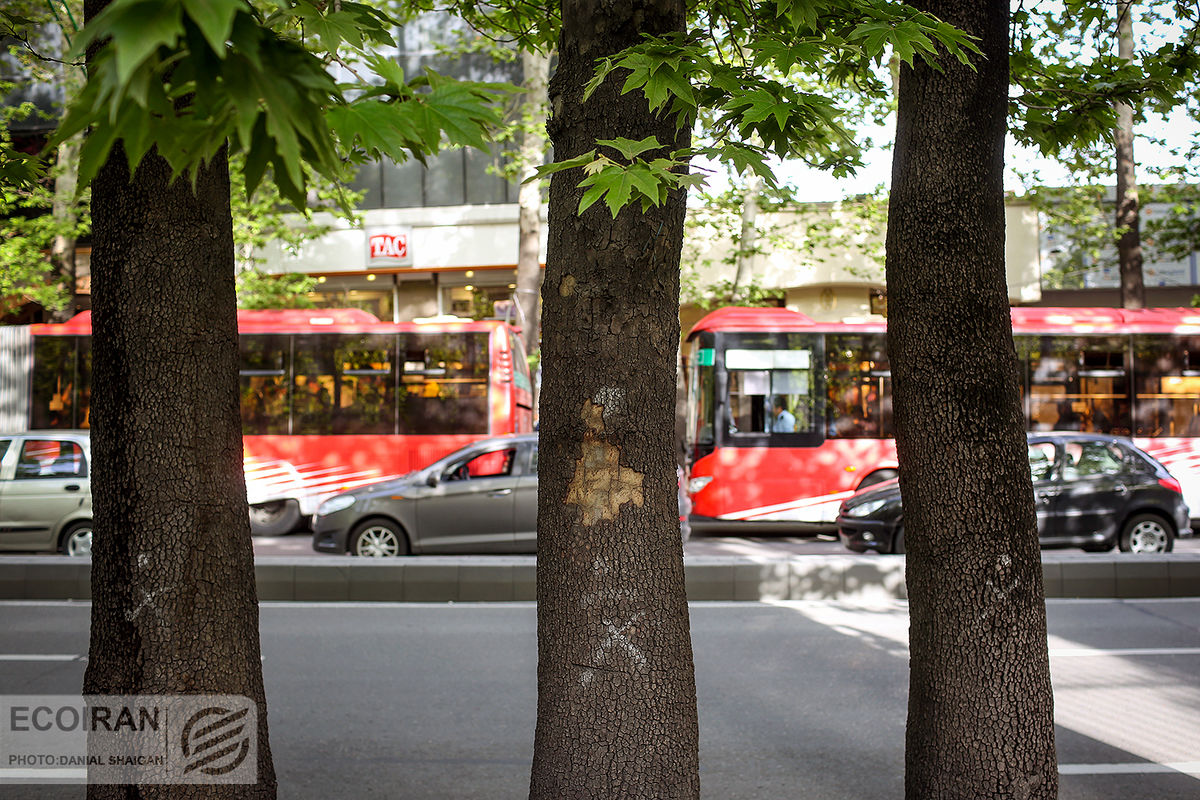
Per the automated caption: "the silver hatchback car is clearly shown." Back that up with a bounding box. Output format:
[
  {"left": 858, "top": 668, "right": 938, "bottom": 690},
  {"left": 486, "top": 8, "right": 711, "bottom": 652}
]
[
  {"left": 312, "top": 433, "right": 538, "bottom": 556},
  {"left": 0, "top": 431, "right": 93, "bottom": 555}
]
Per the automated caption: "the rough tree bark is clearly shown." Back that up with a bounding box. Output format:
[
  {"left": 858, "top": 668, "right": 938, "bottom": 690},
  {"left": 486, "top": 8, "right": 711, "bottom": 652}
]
[
  {"left": 1115, "top": 0, "right": 1145, "bottom": 309},
  {"left": 82, "top": 4, "right": 276, "bottom": 798},
  {"left": 529, "top": 0, "right": 699, "bottom": 797},
  {"left": 886, "top": 1, "right": 1058, "bottom": 798}
]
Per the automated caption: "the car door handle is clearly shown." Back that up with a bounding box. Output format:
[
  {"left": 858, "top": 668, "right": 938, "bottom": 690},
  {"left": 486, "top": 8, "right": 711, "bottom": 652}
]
[
  {"left": 488, "top": 489, "right": 512, "bottom": 497},
  {"left": 64, "top": 484, "right": 81, "bottom": 492},
  {"left": 1114, "top": 484, "right": 1128, "bottom": 495}
]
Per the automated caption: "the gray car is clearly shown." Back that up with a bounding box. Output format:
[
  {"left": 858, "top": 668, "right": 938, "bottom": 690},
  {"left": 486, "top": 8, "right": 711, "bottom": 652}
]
[
  {"left": 0, "top": 431, "right": 93, "bottom": 556},
  {"left": 311, "top": 433, "right": 538, "bottom": 556},
  {"left": 837, "top": 432, "right": 1191, "bottom": 555}
]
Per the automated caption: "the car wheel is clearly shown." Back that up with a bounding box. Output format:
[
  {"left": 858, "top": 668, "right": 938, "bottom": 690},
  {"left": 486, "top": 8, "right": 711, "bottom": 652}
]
[
  {"left": 1118, "top": 514, "right": 1175, "bottom": 554},
  {"left": 350, "top": 519, "right": 410, "bottom": 557},
  {"left": 888, "top": 526, "right": 905, "bottom": 555},
  {"left": 60, "top": 522, "right": 93, "bottom": 557},
  {"left": 249, "top": 499, "right": 302, "bottom": 537}
]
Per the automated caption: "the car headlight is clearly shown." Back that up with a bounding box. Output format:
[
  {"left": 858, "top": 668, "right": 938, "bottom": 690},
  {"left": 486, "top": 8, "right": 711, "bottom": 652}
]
[
  {"left": 688, "top": 475, "right": 714, "bottom": 494},
  {"left": 317, "top": 495, "right": 356, "bottom": 516},
  {"left": 843, "top": 498, "right": 889, "bottom": 518}
]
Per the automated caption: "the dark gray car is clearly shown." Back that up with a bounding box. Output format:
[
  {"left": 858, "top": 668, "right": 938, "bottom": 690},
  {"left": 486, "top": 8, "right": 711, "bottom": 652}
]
[
  {"left": 311, "top": 433, "right": 538, "bottom": 556},
  {"left": 837, "top": 432, "right": 1190, "bottom": 555}
]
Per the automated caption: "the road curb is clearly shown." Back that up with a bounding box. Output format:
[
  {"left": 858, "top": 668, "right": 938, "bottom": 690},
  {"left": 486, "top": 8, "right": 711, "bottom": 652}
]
[{"left": 2, "top": 554, "right": 1199, "bottom": 602}]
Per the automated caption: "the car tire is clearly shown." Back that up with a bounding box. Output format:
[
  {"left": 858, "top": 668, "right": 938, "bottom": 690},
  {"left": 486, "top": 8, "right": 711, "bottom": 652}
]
[
  {"left": 60, "top": 522, "right": 93, "bottom": 557},
  {"left": 1118, "top": 513, "right": 1175, "bottom": 554},
  {"left": 888, "top": 526, "right": 905, "bottom": 555},
  {"left": 350, "top": 519, "right": 410, "bottom": 557},
  {"left": 249, "top": 499, "right": 302, "bottom": 537}
]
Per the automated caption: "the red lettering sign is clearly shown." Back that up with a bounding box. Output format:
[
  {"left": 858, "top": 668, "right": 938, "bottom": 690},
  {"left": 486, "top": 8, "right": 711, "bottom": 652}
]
[{"left": 368, "top": 233, "right": 408, "bottom": 260}]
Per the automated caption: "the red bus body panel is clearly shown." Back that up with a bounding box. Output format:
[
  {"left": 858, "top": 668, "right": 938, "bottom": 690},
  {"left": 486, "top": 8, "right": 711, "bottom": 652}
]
[
  {"left": 30, "top": 310, "right": 533, "bottom": 516},
  {"left": 685, "top": 306, "right": 1200, "bottom": 525}
]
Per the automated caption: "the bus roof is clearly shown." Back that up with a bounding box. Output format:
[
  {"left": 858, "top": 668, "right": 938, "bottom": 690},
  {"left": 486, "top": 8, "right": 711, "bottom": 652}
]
[
  {"left": 30, "top": 309, "right": 517, "bottom": 335},
  {"left": 687, "top": 305, "right": 1200, "bottom": 338}
]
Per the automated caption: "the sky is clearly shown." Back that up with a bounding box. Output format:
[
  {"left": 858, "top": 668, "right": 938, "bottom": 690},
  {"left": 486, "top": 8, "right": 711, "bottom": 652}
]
[
  {"left": 776, "top": 3, "right": 1199, "bottom": 203},
  {"left": 777, "top": 110, "right": 1199, "bottom": 204}
]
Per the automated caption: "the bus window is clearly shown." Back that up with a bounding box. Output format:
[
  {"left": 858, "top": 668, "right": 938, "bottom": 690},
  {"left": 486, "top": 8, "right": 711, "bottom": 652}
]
[
  {"left": 1132, "top": 334, "right": 1200, "bottom": 437},
  {"left": 239, "top": 335, "right": 291, "bottom": 435},
  {"left": 1019, "top": 335, "right": 1128, "bottom": 434},
  {"left": 291, "top": 334, "right": 398, "bottom": 435},
  {"left": 398, "top": 332, "right": 489, "bottom": 435},
  {"left": 825, "top": 334, "right": 891, "bottom": 438},
  {"left": 334, "top": 336, "right": 395, "bottom": 435},
  {"left": 723, "top": 333, "right": 820, "bottom": 437},
  {"left": 31, "top": 337, "right": 91, "bottom": 430}
]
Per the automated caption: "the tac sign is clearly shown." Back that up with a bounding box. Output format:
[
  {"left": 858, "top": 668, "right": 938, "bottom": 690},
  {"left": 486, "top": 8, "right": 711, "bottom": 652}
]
[{"left": 366, "top": 228, "right": 413, "bottom": 267}]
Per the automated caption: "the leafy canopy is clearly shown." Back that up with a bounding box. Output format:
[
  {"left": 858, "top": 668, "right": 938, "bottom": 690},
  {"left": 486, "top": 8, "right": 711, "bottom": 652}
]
[
  {"left": 526, "top": 0, "right": 979, "bottom": 216},
  {"left": 52, "top": 0, "right": 516, "bottom": 209}
]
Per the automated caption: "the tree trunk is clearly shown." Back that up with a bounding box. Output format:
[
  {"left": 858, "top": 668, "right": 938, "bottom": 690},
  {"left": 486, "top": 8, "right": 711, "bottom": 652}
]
[
  {"left": 730, "top": 172, "right": 762, "bottom": 303},
  {"left": 529, "top": 0, "right": 698, "bottom": 797},
  {"left": 82, "top": 4, "right": 276, "bottom": 796},
  {"left": 1115, "top": 0, "right": 1144, "bottom": 309},
  {"left": 886, "top": 2, "right": 1058, "bottom": 798},
  {"left": 83, "top": 141, "right": 277, "bottom": 800},
  {"left": 516, "top": 48, "right": 550, "bottom": 360},
  {"left": 49, "top": 132, "right": 81, "bottom": 322},
  {"left": 50, "top": 19, "right": 85, "bottom": 323}
]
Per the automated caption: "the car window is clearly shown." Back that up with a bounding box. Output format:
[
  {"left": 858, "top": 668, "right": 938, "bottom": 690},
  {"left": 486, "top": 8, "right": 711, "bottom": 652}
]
[
  {"left": 1027, "top": 442, "right": 1057, "bottom": 482},
  {"left": 446, "top": 448, "right": 516, "bottom": 481},
  {"left": 529, "top": 445, "right": 537, "bottom": 474},
  {"left": 0, "top": 439, "right": 10, "bottom": 461},
  {"left": 15, "top": 440, "right": 87, "bottom": 480},
  {"left": 1062, "top": 441, "right": 1125, "bottom": 480}
]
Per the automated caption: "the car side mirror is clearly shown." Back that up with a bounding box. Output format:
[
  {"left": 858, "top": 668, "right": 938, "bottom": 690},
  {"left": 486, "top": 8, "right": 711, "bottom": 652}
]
[{"left": 426, "top": 473, "right": 439, "bottom": 488}]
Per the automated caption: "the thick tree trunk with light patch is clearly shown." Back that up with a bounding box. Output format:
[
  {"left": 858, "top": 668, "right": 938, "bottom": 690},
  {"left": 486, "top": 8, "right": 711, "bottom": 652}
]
[
  {"left": 81, "top": 5, "right": 275, "bottom": 796},
  {"left": 529, "top": 0, "right": 698, "bottom": 797},
  {"left": 886, "top": 2, "right": 1057, "bottom": 798}
]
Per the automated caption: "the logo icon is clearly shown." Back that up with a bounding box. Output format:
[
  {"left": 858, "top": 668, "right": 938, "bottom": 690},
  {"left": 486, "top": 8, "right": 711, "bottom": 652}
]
[
  {"left": 180, "top": 706, "right": 251, "bottom": 776},
  {"left": 368, "top": 233, "right": 408, "bottom": 259}
]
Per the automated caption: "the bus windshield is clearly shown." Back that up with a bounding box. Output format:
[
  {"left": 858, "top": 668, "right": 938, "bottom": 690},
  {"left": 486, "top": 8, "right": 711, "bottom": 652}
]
[{"left": 706, "top": 332, "right": 823, "bottom": 448}]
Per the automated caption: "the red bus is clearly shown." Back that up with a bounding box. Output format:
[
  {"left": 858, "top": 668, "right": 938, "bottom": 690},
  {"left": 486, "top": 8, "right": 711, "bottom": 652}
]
[
  {"left": 684, "top": 306, "right": 1200, "bottom": 529},
  {"left": 7, "top": 308, "right": 534, "bottom": 533}
]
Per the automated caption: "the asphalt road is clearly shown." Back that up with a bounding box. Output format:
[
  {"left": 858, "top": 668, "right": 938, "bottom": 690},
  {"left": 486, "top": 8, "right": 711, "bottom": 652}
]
[{"left": 2, "top": 600, "right": 1197, "bottom": 799}]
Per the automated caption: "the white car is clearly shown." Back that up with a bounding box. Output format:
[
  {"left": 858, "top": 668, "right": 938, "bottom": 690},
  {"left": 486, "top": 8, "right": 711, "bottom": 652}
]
[{"left": 0, "top": 431, "right": 93, "bottom": 555}]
